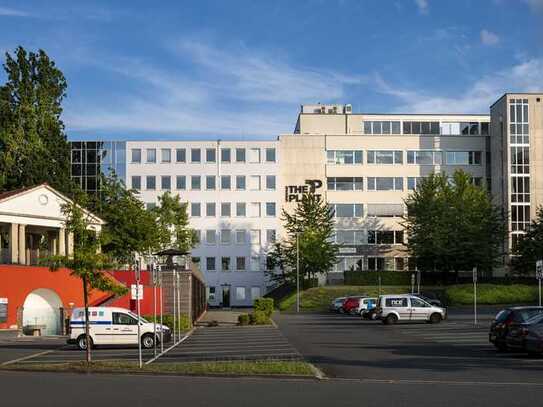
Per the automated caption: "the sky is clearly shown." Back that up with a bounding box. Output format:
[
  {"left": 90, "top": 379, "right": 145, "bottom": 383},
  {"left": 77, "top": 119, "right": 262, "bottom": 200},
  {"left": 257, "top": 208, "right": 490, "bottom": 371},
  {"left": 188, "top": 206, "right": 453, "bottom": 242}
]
[{"left": 0, "top": 0, "right": 542, "bottom": 141}]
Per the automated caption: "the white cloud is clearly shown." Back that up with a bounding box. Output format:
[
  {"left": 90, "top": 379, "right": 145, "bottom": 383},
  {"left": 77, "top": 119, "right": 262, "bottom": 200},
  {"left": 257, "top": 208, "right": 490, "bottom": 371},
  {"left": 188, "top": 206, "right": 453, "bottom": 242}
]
[
  {"left": 480, "top": 29, "right": 500, "bottom": 46},
  {"left": 0, "top": 7, "right": 29, "bottom": 17},
  {"left": 414, "top": 0, "right": 429, "bottom": 14},
  {"left": 375, "top": 58, "right": 543, "bottom": 113}
]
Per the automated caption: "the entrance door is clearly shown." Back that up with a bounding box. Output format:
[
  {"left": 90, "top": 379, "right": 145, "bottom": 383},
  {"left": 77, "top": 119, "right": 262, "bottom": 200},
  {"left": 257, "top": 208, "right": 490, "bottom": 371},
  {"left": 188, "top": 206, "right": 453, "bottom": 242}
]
[
  {"left": 222, "top": 287, "right": 231, "bottom": 308},
  {"left": 409, "top": 297, "right": 432, "bottom": 321}
]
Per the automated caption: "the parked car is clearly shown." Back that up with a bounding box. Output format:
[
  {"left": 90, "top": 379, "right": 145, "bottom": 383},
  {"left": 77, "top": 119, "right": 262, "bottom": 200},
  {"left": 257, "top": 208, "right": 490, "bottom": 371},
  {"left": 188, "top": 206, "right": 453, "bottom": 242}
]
[
  {"left": 68, "top": 307, "right": 171, "bottom": 350},
  {"left": 506, "top": 313, "right": 543, "bottom": 354},
  {"left": 376, "top": 294, "right": 446, "bottom": 324},
  {"left": 490, "top": 307, "right": 543, "bottom": 351},
  {"left": 415, "top": 292, "right": 444, "bottom": 308},
  {"left": 342, "top": 297, "right": 363, "bottom": 314},
  {"left": 354, "top": 297, "right": 377, "bottom": 318},
  {"left": 330, "top": 297, "right": 347, "bottom": 313}
]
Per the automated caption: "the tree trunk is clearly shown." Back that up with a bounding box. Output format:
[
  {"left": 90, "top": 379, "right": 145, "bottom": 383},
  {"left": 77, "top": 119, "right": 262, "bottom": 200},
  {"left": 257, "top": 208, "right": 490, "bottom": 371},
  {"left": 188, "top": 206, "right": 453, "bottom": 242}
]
[{"left": 83, "top": 275, "right": 91, "bottom": 364}]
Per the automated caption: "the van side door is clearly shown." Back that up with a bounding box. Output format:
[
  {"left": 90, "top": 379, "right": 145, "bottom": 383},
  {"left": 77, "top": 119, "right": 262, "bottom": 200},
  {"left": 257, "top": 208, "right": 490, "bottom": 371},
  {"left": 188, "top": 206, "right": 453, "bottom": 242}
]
[
  {"left": 112, "top": 312, "right": 139, "bottom": 345},
  {"left": 409, "top": 297, "right": 432, "bottom": 321}
]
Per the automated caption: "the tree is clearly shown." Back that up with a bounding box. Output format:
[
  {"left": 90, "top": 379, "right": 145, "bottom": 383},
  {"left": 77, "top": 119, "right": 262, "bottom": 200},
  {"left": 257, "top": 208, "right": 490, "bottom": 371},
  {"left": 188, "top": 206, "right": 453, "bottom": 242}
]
[
  {"left": 268, "top": 193, "right": 338, "bottom": 286},
  {"left": 97, "top": 174, "right": 159, "bottom": 265},
  {"left": 403, "top": 170, "right": 506, "bottom": 281},
  {"left": 154, "top": 192, "right": 199, "bottom": 253},
  {"left": 47, "top": 194, "right": 126, "bottom": 363},
  {"left": 0, "top": 46, "right": 72, "bottom": 194},
  {"left": 512, "top": 207, "right": 543, "bottom": 276}
]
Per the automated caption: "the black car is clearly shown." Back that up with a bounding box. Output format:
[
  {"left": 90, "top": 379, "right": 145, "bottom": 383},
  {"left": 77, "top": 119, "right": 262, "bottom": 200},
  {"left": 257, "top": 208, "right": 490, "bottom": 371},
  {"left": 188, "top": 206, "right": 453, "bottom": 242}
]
[
  {"left": 506, "top": 313, "right": 543, "bottom": 354},
  {"left": 489, "top": 307, "right": 543, "bottom": 351}
]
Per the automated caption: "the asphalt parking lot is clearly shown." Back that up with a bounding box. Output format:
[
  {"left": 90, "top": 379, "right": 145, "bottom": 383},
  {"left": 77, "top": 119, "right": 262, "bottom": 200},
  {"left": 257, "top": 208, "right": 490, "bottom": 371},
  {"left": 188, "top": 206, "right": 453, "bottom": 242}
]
[{"left": 274, "top": 307, "right": 543, "bottom": 384}]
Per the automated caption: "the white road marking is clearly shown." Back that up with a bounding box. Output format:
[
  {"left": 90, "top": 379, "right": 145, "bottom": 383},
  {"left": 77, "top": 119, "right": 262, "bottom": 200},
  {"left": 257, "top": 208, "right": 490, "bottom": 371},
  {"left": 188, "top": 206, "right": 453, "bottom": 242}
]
[{"left": 1, "top": 350, "right": 57, "bottom": 366}]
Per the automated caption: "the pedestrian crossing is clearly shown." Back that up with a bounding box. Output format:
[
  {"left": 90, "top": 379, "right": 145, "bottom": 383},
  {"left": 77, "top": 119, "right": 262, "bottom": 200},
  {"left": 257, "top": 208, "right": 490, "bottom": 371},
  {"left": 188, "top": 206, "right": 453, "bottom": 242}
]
[{"left": 392, "top": 323, "right": 491, "bottom": 347}]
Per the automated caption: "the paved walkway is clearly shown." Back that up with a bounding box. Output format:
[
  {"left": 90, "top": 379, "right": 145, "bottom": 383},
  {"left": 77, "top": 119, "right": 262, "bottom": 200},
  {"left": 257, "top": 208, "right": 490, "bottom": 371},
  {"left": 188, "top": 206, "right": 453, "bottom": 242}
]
[{"left": 198, "top": 309, "right": 251, "bottom": 326}]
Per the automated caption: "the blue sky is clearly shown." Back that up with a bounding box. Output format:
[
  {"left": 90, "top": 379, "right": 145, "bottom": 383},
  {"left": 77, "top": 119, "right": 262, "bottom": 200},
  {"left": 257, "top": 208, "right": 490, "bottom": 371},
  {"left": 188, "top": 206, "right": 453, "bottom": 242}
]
[{"left": 1, "top": 0, "right": 542, "bottom": 140}]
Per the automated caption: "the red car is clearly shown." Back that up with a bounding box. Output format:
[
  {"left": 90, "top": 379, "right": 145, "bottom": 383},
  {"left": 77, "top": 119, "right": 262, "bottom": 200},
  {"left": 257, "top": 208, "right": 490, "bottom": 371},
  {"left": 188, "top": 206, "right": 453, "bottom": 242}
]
[{"left": 342, "top": 297, "right": 362, "bottom": 314}]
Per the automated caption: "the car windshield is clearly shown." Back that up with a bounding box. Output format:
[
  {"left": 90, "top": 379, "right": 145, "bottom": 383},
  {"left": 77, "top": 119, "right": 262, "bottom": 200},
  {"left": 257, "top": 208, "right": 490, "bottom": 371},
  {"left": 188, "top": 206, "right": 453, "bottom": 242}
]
[
  {"left": 525, "top": 313, "right": 543, "bottom": 325},
  {"left": 515, "top": 308, "right": 543, "bottom": 322},
  {"left": 494, "top": 309, "right": 511, "bottom": 322}
]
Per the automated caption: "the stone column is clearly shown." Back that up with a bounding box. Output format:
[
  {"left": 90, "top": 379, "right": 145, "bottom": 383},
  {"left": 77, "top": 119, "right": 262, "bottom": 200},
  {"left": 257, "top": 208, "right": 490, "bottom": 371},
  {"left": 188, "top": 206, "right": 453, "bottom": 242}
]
[
  {"left": 47, "top": 231, "right": 57, "bottom": 256},
  {"left": 18, "top": 224, "right": 26, "bottom": 265},
  {"left": 9, "top": 223, "right": 18, "bottom": 264},
  {"left": 58, "top": 228, "right": 66, "bottom": 256},
  {"left": 67, "top": 232, "right": 74, "bottom": 257}
]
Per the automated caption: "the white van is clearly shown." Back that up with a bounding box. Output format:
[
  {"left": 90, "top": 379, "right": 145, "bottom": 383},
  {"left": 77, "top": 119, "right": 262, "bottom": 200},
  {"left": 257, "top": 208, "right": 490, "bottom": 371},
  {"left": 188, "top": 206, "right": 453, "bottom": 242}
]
[
  {"left": 376, "top": 294, "right": 447, "bottom": 324},
  {"left": 68, "top": 307, "right": 171, "bottom": 350}
]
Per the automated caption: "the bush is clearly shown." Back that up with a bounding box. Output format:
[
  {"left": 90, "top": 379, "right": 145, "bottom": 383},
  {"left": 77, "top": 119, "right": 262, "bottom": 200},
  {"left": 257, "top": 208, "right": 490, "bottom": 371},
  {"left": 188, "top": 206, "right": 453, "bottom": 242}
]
[
  {"left": 250, "top": 310, "right": 270, "bottom": 325},
  {"left": 344, "top": 271, "right": 412, "bottom": 286},
  {"left": 144, "top": 314, "right": 191, "bottom": 331},
  {"left": 238, "top": 314, "right": 250, "bottom": 326},
  {"left": 445, "top": 284, "right": 539, "bottom": 305},
  {"left": 254, "top": 298, "right": 274, "bottom": 317}
]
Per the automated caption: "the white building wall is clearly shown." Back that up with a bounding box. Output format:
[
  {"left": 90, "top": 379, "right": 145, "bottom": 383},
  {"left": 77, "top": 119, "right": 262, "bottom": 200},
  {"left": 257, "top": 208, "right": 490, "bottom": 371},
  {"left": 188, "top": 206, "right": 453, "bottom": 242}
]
[{"left": 126, "top": 140, "right": 280, "bottom": 307}]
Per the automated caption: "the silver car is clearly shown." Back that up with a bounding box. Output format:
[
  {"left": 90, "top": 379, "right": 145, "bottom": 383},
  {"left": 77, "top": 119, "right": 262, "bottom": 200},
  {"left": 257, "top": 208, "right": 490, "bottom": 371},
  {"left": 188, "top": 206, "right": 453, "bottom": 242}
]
[{"left": 376, "top": 294, "right": 446, "bottom": 324}]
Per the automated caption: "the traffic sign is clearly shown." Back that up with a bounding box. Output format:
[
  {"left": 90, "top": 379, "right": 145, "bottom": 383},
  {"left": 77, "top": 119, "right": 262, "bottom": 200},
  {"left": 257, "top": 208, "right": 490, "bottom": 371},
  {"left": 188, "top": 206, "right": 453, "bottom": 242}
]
[
  {"left": 472, "top": 267, "right": 478, "bottom": 283},
  {"left": 131, "top": 284, "right": 144, "bottom": 300},
  {"left": 536, "top": 260, "right": 543, "bottom": 280}
]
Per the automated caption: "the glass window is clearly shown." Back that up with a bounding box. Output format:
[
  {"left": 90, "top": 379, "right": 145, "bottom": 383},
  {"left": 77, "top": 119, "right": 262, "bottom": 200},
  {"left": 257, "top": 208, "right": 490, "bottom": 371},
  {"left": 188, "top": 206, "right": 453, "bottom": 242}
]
[
  {"left": 403, "top": 121, "right": 411, "bottom": 134},
  {"left": 469, "top": 122, "right": 479, "bottom": 135},
  {"left": 221, "top": 148, "right": 231, "bottom": 162},
  {"left": 146, "top": 176, "right": 156, "bottom": 190},
  {"left": 131, "top": 149, "right": 141, "bottom": 163},
  {"left": 249, "top": 175, "right": 261, "bottom": 190},
  {"left": 235, "top": 286, "right": 246, "bottom": 300},
  {"left": 206, "top": 203, "right": 216, "bottom": 217},
  {"left": 205, "top": 230, "right": 216, "bottom": 244},
  {"left": 191, "top": 148, "right": 201, "bottom": 163},
  {"left": 333, "top": 204, "right": 363, "bottom": 218},
  {"left": 206, "top": 175, "right": 216, "bottom": 190},
  {"left": 191, "top": 175, "right": 201, "bottom": 190},
  {"left": 266, "top": 202, "right": 276, "bottom": 216},
  {"left": 251, "top": 286, "right": 261, "bottom": 299},
  {"left": 221, "top": 175, "right": 231, "bottom": 190},
  {"left": 206, "top": 257, "right": 216, "bottom": 271},
  {"left": 250, "top": 202, "right": 261, "bottom": 217},
  {"left": 372, "top": 121, "right": 382, "bottom": 134},
  {"left": 327, "top": 150, "right": 363, "bottom": 165},
  {"left": 176, "top": 148, "right": 186, "bottom": 163},
  {"left": 250, "top": 229, "right": 261, "bottom": 245},
  {"left": 147, "top": 149, "right": 156, "bottom": 163},
  {"left": 131, "top": 176, "right": 141, "bottom": 190},
  {"left": 221, "top": 202, "right": 231, "bottom": 217},
  {"left": 221, "top": 229, "right": 232, "bottom": 245},
  {"left": 251, "top": 256, "right": 261, "bottom": 272},
  {"left": 191, "top": 203, "right": 201, "bottom": 217},
  {"left": 176, "top": 175, "right": 186, "bottom": 190},
  {"left": 266, "top": 148, "right": 276, "bottom": 162},
  {"left": 236, "top": 175, "right": 246, "bottom": 190},
  {"left": 206, "top": 148, "right": 216, "bottom": 163},
  {"left": 236, "top": 148, "right": 246, "bottom": 162},
  {"left": 249, "top": 148, "right": 260, "bottom": 163},
  {"left": 364, "top": 121, "right": 372, "bottom": 134},
  {"left": 161, "top": 175, "right": 171, "bottom": 190},
  {"left": 236, "top": 257, "right": 246, "bottom": 271},
  {"left": 221, "top": 257, "right": 231, "bottom": 272},
  {"left": 266, "top": 175, "right": 276, "bottom": 190},
  {"left": 460, "top": 122, "right": 470, "bottom": 135},
  {"left": 236, "top": 230, "right": 246, "bottom": 244},
  {"left": 391, "top": 121, "right": 401, "bottom": 134},
  {"left": 236, "top": 202, "right": 246, "bottom": 217},
  {"left": 161, "top": 149, "right": 171, "bottom": 163},
  {"left": 266, "top": 229, "right": 276, "bottom": 243}
]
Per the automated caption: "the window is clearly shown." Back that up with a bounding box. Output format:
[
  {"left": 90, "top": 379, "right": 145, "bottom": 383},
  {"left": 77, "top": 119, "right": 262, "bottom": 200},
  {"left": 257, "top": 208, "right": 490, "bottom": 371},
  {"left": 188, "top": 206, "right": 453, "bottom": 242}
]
[
  {"left": 236, "top": 202, "right": 246, "bottom": 217},
  {"left": 113, "top": 313, "right": 138, "bottom": 325},
  {"left": 191, "top": 148, "right": 201, "bottom": 163},
  {"left": 366, "top": 203, "right": 404, "bottom": 217},
  {"left": 176, "top": 175, "right": 186, "bottom": 190},
  {"left": 147, "top": 149, "right": 156, "bottom": 163},
  {"left": 250, "top": 229, "right": 261, "bottom": 245},
  {"left": 131, "top": 149, "right": 141, "bottom": 163},
  {"left": 236, "top": 257, "right": 246, "bottom": 271},
  {"left": 193, "top": 230, "right": 201, "bottom": 245},
  {"left": 481, "top": 122, "right": 489, "bottom": 136},
  {"left": 266, "top": 148, "right": 276, "bottom": 162},
  {"left": 191, "top": 175, "right": 201, "bottom": 190},
  {"left": 161, "top": 175, "right": 171, "bottom": 190},
  {"left": 221, "top": 148, "right": 231, "bottom": 162},
  {"left": 367, "top": 150, "right": 403, "bottom": 164},
  {"left": 205, "top": 230, "right": 216, "bottom": 245},
  {"left": 407, "top": 177, "right": 424, "bottom": 190},
  {"left": 221, "top": 229, "right": 232, "bottom": 245},
  {"left": 131, "top": 176, "right": 141, "bottom": 190},
  {"left": 205, "top": 148, "right": 216, "bottom": 163},
  {"left": 440, "top": 122, "right": 461, "bottom": 135},
  {"left": 249, "top": 148, "right": 261, "bottom": 163},
  {"left": 221, "top": 202, "right": 231, "bottom": 217},
  {"left": 235, "top": 286, "right": 246, "bottom": 300},
  {"left": 511, "top": 176, "right": 530, "bottom": 203},
  {"left": 236, "top": 175, "right": 246, "bottom": 190},
  {"left": 363, "top": 121, "right": 401, "bottom": 134},
  {"left": 334, "top": 230, "right": 365, "bottom": 244},
  {"left": 161, "top": 149, "right": 171, "bottom": 163},
  {"left": 266, "top": 229, "right": 276, "bottom": 243},
  {"left": 395, "top": 257, "right": 406, "bottom": 271},
  {"left": 176, "top": 148, "right": 186, "bottom": 163},
  {"left": 236, "top": 230, "right": 246, "bottom": 244},
  {"left": 221, "top": 175, "right": 231, "bottom": 190},
  {"left": 266, "top": 175, "right": 276, "bottom": 190},
  {"left": 249, "top": 202, "right": 261, "bottom": 217},
  {"left": 249, "top": 175, "right": 261, "bottom": 191},
  {"left": 403, "top": 121, "right": 439, "bottom": 135},
  {"left": 445, "top": 151, "right": 481, "bottom": 165},
  {"left": 236, "top": 148, "right": 246, "bottom": 162},
  {"left": 206, "top": 202, "right": 216, "bottom": 217},
  {"left": 327, "top": 177, "right": 363, "bottom": 191},
  {"left": 206, "top": 175, "right": 216, "bottom": 190},
  {"left": 367, "top": 177, "right": 403, "bottom": 191},
  {"left": 266, "top": 202, "right": 276, "bottom": 216},
  {"left": 206, "top": 257, "right": 216, "bottom": 271},
  {"left": 146, "top": 202, "right": 156, "bottom": 210},
  {"left": 146, "top": 176, "right": 156, "bottom": 190},
  {"left": 327, "top": 150, "right": 363, "bottom": 164},
  {"left": 221, "top": 257, "right": 231, "bottom": 272},
  {"left": 330, "top": 204, "right": 363, "bottom": 218},
  {"left": 406, "top": 150, "right": 443, "bottom": 165},
  {"left": 368, "top": 230, "right": 404, "bottom": 245},
  {"left": 250, "top": 256, "right": 261, "bottom": 271},
  {"left": 191, "top": 202, "right": 201, "bottom": 217},
  {"left": 251, "top": 287, "right": 261, "bottom": 300},
  {"left": 385, "top": 298, "right": 408, "bottom": 307}
]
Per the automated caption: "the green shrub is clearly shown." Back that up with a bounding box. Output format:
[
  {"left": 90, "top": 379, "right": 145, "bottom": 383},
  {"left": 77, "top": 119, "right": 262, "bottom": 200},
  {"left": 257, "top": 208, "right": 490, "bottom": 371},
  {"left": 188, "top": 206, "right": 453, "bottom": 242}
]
[
  {"left": 250, "top": 310, "right": 271, "bottom": 325},
  {"left": 238, "top": 314, "right": 250, "bottom": 326},
  {"left": 144, "top": 314, "right": 191, "bottom": 331},
  {"left": 344, "top": 271, "right": 412, "bottom": 286},
  {"left": 254, "top": 298, "right": 274, "bottom": 317},
  {"left": 445, "top": 284, "right": 539, "bottom": 305}
]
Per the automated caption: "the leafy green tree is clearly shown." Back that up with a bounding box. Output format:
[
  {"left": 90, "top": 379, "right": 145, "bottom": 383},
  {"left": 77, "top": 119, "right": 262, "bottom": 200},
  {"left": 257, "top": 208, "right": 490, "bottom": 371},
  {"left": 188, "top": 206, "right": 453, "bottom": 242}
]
[
  {"left": 403, "top": 170, "right": 506, "bottom": 281},
  {"left": 0, "top": 46, "right": 72, "bottom": 193},
  {"left": 47, "top": 194, "right": 127, "bottom": 363},
  {"left": 268, "top": 193, "right": 338, "bottom": 285},
  {"left": 512, "top": 207, "right": 543, "bottom": 276}
]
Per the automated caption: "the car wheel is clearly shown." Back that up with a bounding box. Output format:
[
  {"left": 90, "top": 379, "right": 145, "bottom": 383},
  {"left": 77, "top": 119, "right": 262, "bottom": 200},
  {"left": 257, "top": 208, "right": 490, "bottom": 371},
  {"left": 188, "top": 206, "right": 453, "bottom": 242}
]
[
  {"left": 385, "top": 314, "right": 398, "bottom": 325},
  {"left": 141, "top": 333, "right": 155, "bottom": 349},
  {"left": 77, "top": 335, "right": 93, "bottom": 351},
  {"left": 429, "top": 313, "right": 442, "bottom": 324}
]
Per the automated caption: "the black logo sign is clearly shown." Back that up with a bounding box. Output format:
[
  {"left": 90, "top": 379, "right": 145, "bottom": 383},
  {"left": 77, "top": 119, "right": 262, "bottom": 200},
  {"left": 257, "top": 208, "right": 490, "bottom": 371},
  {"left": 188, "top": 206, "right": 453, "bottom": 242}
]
[{"left": 285, "top": 179, "right": 323, "bottom": 202}]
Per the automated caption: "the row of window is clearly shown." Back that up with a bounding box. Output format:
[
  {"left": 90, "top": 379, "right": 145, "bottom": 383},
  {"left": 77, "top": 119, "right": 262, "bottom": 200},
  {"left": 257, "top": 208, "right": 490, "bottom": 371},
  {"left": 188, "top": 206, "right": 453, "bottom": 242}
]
[
  {"left": 363, "top": 121, "right": 489, "bottom": 136},
  {"left": 326, "top": 150, "right": 482, "bottom": 165},
  {"left": 132, "top": 175, "right": 276, "bottom": 191},
  {"left": 131, "top": 147, "right": 276, "bottom": 164},
  {"left": 204, "top": 256, "right": 268, "bottom": 272},
  {"left": 328, "top": 176, "right": 483, "bottom": 192},
  {"left": 333, "top": 256, "right": 413, "bottom": 272},
  {"left": 333, "top": 230, "right": 404, "bottom": 245},
  {"left": 187, "top": 202, "right": 277, "bottom": 217},
  {"left": 198, "top": 229, "right": 276, "bottom": 246},
  {"left": 208, "top": 286, "right": 261, "bottom": 302}
]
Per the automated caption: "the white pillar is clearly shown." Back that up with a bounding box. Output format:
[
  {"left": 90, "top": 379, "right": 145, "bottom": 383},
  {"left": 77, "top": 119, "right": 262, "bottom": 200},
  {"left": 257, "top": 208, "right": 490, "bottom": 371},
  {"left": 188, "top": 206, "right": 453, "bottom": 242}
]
[
  {"left": 18, "top": 224, "right": 26, "bottom": 265},
  {"left": 58, "top": 228, "right": 66, "bottom": 256},
  {"left": 67, "top": 232, "right": 74, "bottom": 257},
  {"left": 9, "top": 223, "right": 18, "bottom": 264}
]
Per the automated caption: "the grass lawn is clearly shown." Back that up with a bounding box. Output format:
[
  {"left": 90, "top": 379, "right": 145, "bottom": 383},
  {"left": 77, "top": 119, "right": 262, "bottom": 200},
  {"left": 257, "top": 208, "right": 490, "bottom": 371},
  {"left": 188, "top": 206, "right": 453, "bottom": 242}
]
[
  {"left": 1, "top": 360, "right": 315, "bottom": 377},
  {"left": 445, "top": 284, "right": 539, "bottom": 305}
]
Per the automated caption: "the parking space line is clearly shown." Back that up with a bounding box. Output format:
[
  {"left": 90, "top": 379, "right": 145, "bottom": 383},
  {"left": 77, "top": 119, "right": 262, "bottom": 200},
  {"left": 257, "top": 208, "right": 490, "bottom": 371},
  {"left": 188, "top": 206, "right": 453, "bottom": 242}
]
[
  {"left": 1, "top": 349, "right": 57, "bottom": 366},
  {"left": 144, "top": 328, "right": 194, "bottom": 365}
]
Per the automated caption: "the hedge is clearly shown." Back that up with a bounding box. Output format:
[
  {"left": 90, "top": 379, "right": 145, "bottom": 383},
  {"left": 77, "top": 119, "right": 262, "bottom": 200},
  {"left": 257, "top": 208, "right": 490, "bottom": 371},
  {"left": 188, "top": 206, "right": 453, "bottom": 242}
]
[
  {"left": 344, "top": 270, "right": 412, "bottom": 286},
  {"left": 254, "top": 298, "right": 274, "bottom": 317},
  {"left": 144, "top": 314, "right": 191, "bottom": 331}
]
